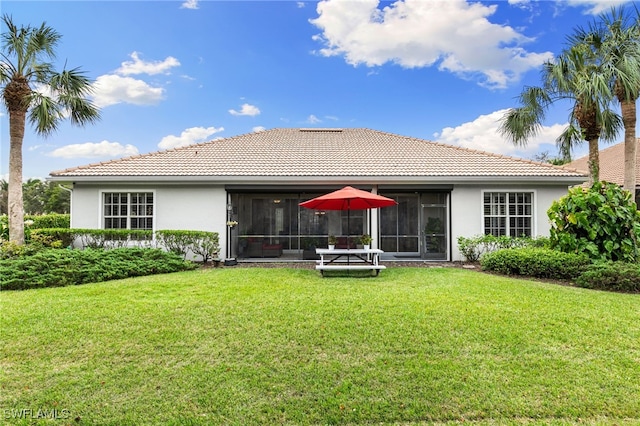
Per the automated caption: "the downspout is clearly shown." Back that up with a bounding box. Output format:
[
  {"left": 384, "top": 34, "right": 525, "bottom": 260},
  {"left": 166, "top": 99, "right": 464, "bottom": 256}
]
[{"left": 58, "top": 184, "right": 73, "bottom": 228}]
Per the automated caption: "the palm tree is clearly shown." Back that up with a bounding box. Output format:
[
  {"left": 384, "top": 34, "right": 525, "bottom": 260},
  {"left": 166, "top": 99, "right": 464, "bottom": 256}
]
[
  {"left": 570, "top": 7, "right": 640, "bottom": 193},
  {"left": 0, "top": 15, "right": 99, "bottom": 244},
  {"left": 500, "top": 42, "right": 622, "bottom": 184}
]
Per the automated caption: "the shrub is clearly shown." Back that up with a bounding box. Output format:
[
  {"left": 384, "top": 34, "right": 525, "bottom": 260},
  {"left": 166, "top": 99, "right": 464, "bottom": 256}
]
[
  {"left": 0, "top": 240, "right": 40, "bottom": 259},
  {"left": 155, "top": 230, "right": 194, "bottom": 258},
  {"left": 73, "top": 229, "right": 154, "bottom": 249},
  {"left": 480, "top": 248, "right": 590, "bottom": 280},
  {"left": 0, "top": 248, "right": 197, "bottom": 291},
  {"left": 30, "top": 228, "right": 76, "bottom": 248},
  {"left": 185, "top": 231, "right": 220, "bottom": 263},
  {"left": 155, "top": 230, "right": 219, "bottom": 262},
  {"left": 457, "top": 234, "right": 548, "bottom": 262},
  {"left": 0, "top": 215, "right": 7, "bottom": 241},
  {"left": 548, "top": 181, "right": 640, "bottom": 262},
  {"left": 576, "top": 262, "right": 640, "bottom": 293},
  {"left": 26, "top": 213, "right": 70, "bottom": 229}
]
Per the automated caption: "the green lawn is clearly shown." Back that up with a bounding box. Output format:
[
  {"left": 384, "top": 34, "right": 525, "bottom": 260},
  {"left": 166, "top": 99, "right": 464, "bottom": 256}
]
[{"left": 2, "top": 267, "right": 639, "bottom": 425}]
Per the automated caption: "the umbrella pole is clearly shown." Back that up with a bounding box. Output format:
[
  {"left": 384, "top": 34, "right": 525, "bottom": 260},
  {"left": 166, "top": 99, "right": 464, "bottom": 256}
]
[{"left": 347, "top": 200, "right": 350, "bottom": 268}]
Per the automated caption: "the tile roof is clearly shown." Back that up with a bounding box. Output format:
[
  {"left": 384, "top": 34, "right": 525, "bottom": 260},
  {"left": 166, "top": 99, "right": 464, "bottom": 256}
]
[
  {"left": 565, "top": 140, "right": 639, "bottom": 186},
  {"left": 50, "top": 128, "right": 587, "bottom": 181}
]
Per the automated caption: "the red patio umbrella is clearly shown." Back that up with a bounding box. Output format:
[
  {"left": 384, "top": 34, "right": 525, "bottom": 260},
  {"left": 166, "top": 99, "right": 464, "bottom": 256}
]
[
  {"left": 299, "top": 186, "right": 397, "bottom": 247},
  {"left": 299, "top": 186, "right": 397, "bottom": 211}
]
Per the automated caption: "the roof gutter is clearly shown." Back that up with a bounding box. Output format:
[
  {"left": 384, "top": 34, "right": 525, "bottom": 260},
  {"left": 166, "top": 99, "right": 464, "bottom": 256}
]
[{"left": 48, "top": 174, "right": 588, "bottom": 186}]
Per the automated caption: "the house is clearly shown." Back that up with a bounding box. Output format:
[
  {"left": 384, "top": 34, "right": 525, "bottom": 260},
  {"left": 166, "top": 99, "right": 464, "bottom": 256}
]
[
  {"left": 48, "top": 128, "right": 587, "bottom": 261},
  {"left": 565, "top": 140, "right": 640, "bottom": 203}
]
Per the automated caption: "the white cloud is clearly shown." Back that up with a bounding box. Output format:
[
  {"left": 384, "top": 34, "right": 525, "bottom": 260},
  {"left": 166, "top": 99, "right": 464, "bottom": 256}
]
[
  {"left": 565, "top": 0, "right": 630, "bottom": 15},
  {"left": 297, "top": 2, "right": 305, "bottom": 8},
  {"left": 434, "top": 109, "right": 567, "bottom": 156},
  {"left": 253, "top": 126, "right": 266, "bottom": 132},
  {"left": 158, "top": 126, "right": 224, "bottom": 150},
  {"left": 49, "top": 140, "right": 139, "bottom": 159},
  {"left": 90, "top": 52, "right": 180, "bottom": 107},
  {"left": 307, "top": 114, "right": 322, "bottom": 124},
  {"left": 181, "top": 0, "right": 199, "bottom": 9},
  {"left": 116, "top": 52, "right": 180, "bottom": 76},
  {"left": 92, "top": 74, "right": 165, "bottom": 108},
  {"left": 310, "top": 0, "right": 553, "bottom": 89},
  {"left": 229, "top": 103, "right": 261, "bottom": 116}
]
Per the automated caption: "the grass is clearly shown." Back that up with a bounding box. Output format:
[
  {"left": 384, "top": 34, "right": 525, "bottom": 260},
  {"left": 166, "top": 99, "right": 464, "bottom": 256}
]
[{"left": 1, "top": 267, "right": 639, "bottom": 425}]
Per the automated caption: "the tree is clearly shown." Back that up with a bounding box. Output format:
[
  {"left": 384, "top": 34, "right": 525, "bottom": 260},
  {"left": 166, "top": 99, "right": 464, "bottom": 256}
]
[
  {"left": 44, "top": 181, "right": 70, "bottom": 214},
  {"left": 531, "top": 150, "right": 569, "bottom": 165},
  {"left": 0, "top": 15, "right": 99, "bottom": 244},
  {"left": 571, "top": 7, "right": 640, "bottom": 193},
  {"left": 22, "top": 178, "right": 46, "bottom": 215},
  {"left": 500, "top": 42, "right": 622, "bottom": 184}
]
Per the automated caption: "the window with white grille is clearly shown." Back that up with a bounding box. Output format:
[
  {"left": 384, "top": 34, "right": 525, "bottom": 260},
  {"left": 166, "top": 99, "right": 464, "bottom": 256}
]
[
  {"left": 483, "top": 192, "right": 532, "bottom": 237},
  {"left": 103, "top": 192, "right": 154, "bottom": 230}
]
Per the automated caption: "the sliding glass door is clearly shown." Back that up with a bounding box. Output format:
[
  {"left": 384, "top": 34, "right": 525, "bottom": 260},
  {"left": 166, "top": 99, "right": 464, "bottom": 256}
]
[{"left": 379, "top": 192, "right": 449, "bottom": 260}]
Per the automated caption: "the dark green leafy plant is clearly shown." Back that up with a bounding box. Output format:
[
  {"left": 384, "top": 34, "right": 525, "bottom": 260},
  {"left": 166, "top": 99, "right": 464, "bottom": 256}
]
[{"left": 548, "top": 181, "right": 640, "bottom": 262}]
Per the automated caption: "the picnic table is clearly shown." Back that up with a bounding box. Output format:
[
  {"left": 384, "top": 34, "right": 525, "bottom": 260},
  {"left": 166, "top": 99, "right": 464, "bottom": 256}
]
[{"left": 315, "top": 248, "right": 386, "bottom": 276}]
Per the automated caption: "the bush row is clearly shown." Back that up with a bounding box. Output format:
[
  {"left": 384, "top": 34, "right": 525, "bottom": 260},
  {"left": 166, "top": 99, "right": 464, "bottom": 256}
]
[
  {"left": 575, "top": 262, "right": 640, "bottom": 293},
  {"left": 480, "top": 248, "right": 590, "bottom": 280},
  {"left": 0, "top": 248, "right": 198, "bottom": 291},
  {"left": 1, "top": 213, "right": 71, "bottom": 241},
  {"left": 25, "top": 228, "right": 219, "bottom": 262},
  {"left": 480, "top": 248, "right": 640, "bottom": 293},
  {"left": 457, "top": 234, "right": 549, "bottom": 262}
]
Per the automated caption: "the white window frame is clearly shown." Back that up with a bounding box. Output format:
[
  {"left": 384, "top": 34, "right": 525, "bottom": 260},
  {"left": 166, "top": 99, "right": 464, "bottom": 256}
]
[
  {"left": 481, "top": 189, "right": 536, "bottom": 237},
  {"left": 99, "top": 190, "right": 156, "bottom": 233}
]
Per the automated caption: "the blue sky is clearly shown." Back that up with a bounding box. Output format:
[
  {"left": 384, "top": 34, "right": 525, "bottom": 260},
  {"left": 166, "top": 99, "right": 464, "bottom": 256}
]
[{"left": 0, "top": 0, "right": 634, "bottom": 179}]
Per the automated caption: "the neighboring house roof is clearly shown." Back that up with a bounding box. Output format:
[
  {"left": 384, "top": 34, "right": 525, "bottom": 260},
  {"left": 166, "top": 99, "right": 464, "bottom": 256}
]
[
  {"left": 565, "top": 140, "right": 640, "bottom": 186},
  {"left": 50, "top": 128, "right": 587, "bottom": 183}
]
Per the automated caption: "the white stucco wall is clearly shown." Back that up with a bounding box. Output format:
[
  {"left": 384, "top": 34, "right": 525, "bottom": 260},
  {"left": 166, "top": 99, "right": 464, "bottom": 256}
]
[
  {"left": 70, "top": 182, "right": 572, "bottom": 262},
  {"left": 70, "top": 184, "right": 229, "bottom": 258},
  {"left": 449, "top": 184, "right": 571, "bottom": 261}
]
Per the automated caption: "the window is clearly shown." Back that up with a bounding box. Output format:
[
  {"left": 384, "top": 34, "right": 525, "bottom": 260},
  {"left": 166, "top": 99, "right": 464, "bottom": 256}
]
[
  {"left": 483, "top": 192, "right": 532, "bottom": 237},
  {"left": 103, "top": 192, "right": 154, "bottom": 230}
]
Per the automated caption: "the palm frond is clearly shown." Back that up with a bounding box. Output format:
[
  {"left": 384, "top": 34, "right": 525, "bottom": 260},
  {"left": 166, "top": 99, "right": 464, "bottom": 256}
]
[
  {"left": 555, "top": 124, "right": 583, "bottom": 162},
  {"left": 27, "top": 92, "right": 62, "bottom": 136}
]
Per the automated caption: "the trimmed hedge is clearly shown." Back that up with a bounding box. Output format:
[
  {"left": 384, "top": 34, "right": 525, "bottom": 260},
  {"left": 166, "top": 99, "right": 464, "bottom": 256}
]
[
  {"left": 0, "top": 248, "right": 197, "bottom": 290},
  {"left": 31, "top": 228, "right": 220, "bottom": 262},
  {"left": 155, "top": 230, "right": 219, "bottom": 262},
  {"left": 576, "top": 262, "right": 640, "bottom": 293},
  {"left": 26, "top": 213, "right": 70, "bottom": 229},
  {"left": 457, "top": 234, "right": 550, "bottom": 262},
  {"left": 480, "top": 248, "right": 590, "bottom": 280},
  {"left": 1, "top": 214, "right": 71, "bottom": 242}
]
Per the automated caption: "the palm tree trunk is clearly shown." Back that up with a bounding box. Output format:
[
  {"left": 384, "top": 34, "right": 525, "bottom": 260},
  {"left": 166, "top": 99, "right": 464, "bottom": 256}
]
[
  {"left": 8, "top": 110, "right": 25, "bottom": 245},
  {"left": 587, "top": 137, "right": 600, "bottom": 185},
  {"left": 621, "top": 99, "right": 637, "bottom": 193}
]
